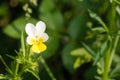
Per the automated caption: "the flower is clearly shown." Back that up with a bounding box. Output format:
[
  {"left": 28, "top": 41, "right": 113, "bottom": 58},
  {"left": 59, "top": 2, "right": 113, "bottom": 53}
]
[{"left": 25, "top": 21, "right": 49, "bottom": 53}]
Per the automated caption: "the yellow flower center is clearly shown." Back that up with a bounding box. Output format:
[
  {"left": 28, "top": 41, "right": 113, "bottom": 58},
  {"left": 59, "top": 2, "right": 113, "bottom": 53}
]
[
  {"left": 38, "top": 37, "right": 45, "bottom": 42},
  {"left": 30, "top": 37, "right": 47, "bottom": 53},
  {"left": 30, "top": 38, "right": 36, "bottom": 44}
]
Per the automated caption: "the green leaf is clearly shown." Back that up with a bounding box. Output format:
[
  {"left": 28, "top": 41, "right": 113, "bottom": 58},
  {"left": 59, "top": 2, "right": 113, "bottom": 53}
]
[
  {"left": 113, "top": 54, "right": 120, "bottom": 63},
  {"left": 6, "top": 54, "right": 16, "bottom": 60},
  {"left": 73, "top": 57, "right": 82, "bottom": 69},
  {"left": 88, "top": 10, "right": 108, "bottom": 33},
  {"left": 0, "top": 74, "right": 8, "bottom": 79},
  {"left": 39, "top": 0, "right": 63, "bottom": 31},
  {"left": 27, "top": 69, "right": 40, "bottom": 80},
  {"left": 93, "top": 40, "right": 108, "bottom": 65},
  {"left": 40, "top": 12, "right": 63, "bottom": 31},
  {"left": 91, "top": 27, "right": 106, "bottom": 33},
  {"left": 97, "top": 66, "right": 103, "bottom": 75},
  {"left": 71, "top": 48, "right": 92, "bottom": 69},
  {"left": 110, "top": 64, "right": 120, "bottom": 78},
  {"left": 3, "top": 17, "right": 37, "bottom": 39},
  {"left": 71, "top": 48, "right": 91, "bottom": 57},
  {"left": 21, "top": 32, "right": 25, "bottom": 56},
  {"left": 81, "top": 42, "right": 96, "bottom": 57},
  {"left": 40, "top": 0, "right": 55, "bottom": 13},
  {"left": 0, "top": 55, "right": 13, "bottom": 75},
  {"left": 77, "top": 0, "right": 103, "bottom": 10},
  {"left": 61, "top": 43, "right": 77, "bottom": 74},
  {"left": 114, "top": 0, "right": 120, "bottom": 4},
  {"left": 68, "top": 14, "right": 88, "bottom": 39}
]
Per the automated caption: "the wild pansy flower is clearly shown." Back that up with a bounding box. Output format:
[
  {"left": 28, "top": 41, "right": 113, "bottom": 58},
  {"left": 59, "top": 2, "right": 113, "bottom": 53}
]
[{"left": 25, "top": 21, "right": 49, "bottom": 53}]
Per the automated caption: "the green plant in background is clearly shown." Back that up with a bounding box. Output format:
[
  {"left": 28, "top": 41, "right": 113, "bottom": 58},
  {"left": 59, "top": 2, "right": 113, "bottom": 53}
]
[
  {"left": 0, "top": 0, "right": 120, "bottom": 80},
  {"left": 0, "top": 21, "right": 56, "bottom": 80},
  {"left": 72, "top": 0, "right": 120, "bottom": 80}
]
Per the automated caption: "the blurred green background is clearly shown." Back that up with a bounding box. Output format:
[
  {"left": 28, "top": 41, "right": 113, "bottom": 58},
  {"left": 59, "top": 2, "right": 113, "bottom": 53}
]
[{"left": 0, "top": 0, "right": 120, "bottom": 80}]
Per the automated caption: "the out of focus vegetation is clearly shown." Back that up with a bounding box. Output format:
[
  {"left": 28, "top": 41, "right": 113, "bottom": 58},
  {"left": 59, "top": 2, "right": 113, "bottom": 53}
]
[{"left": 0, "top": 0, "right": 120, "bottom": 80}]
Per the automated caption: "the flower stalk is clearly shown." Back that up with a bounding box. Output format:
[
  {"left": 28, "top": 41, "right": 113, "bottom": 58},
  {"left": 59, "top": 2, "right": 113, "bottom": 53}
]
[{"left": 102, "top": 1, "right": 117, "bottom": 80}]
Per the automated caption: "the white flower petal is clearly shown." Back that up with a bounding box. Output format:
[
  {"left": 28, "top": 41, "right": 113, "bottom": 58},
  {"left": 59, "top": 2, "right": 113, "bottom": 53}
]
[
  {"left": 26, "top": 36, "right": 36, "bottom": 45},
  {"left": 26, "top": 36, "right": 32, "bottom": 45},
  {"left": 35, "top": 21, "right": 46, "bottom": 36},
  {"left": 42, "top": 33, "right": 49, "bottom": 42},
  {"left": 25, "top": 23, "right": 36, "bottom": 36}
]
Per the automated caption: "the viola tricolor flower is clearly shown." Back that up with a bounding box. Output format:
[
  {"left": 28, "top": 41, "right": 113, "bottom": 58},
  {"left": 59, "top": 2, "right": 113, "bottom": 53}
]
[{"left": 25, "top": 21, "right": 49, "bottom": 53}]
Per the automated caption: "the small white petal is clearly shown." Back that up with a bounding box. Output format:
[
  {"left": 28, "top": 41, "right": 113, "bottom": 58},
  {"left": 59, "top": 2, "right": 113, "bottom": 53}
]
[
  {"left": 26, "top": 36, "right": 36, "bottom": 45},
  {"left": 26, "top": 36, "right": 32, "bottom": 45},
  {"left": 25, "top": 23, "right": 36, "bottom": 36},
  {"left": 35, "top": 21, "right": 46, "bottom": 36},
  {"left": 42, "top": 33, "right": 49, "bottom": 42}
]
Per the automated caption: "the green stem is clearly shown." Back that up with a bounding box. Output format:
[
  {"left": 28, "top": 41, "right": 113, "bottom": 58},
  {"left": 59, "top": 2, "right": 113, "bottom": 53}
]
[
  {"left": 102, "top": 37, "right": 112, "bottom": 80},
  {"left": 18, "top": 66, "right": 26, "bottom": 76},
  {"left": 102, "top": 32, "right": 120, "bottom": 80},
  {"left": 107, "top": 1, "right": 116, "bottom": 34},
  {"left": 102, "top": 1, "right": 117, "bottom": 80},
  {"left": 14, "top": 62, "right": 19, "bottom": 79},
  {"left": 39, "top": 56, "right": 56, "bottom": 80}
]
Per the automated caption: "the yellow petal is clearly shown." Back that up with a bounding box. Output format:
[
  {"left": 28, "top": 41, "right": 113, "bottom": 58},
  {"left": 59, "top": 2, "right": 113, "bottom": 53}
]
[{"left": 31, "top": 43, "right": 47, "bottom": 53}]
